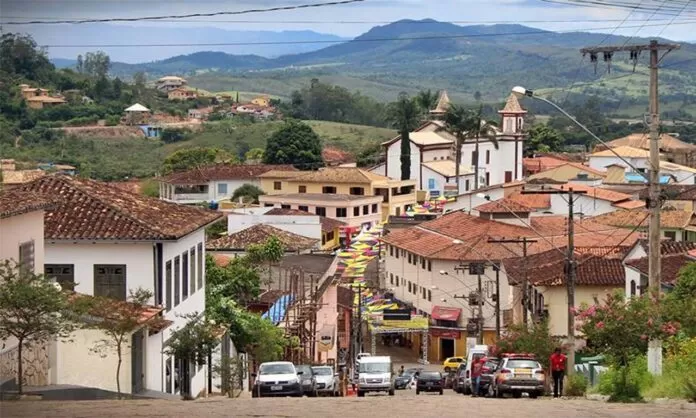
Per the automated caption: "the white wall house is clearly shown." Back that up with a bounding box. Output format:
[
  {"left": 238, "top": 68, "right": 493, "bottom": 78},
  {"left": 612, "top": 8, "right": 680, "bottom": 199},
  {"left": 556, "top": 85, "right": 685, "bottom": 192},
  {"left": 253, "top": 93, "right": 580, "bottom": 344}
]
[
  {"left": 378, "top": 93, "right": 527, "bottom": 196},
  {"left": 227, "top": 208, "right": 322, "bottom": 242},
  {"left": 158, "top": 164, "right": 297, "bottom": 204},
  {"left": 17, "top": 175, "right": 223, "bottom": 398},
  {"left": 660, "top": 161, "right": 696, "bottom": 185},
  {"left": 588, "top": 146, "right": 652, "bottom": 173},
  {"left": 622, "top": 240, "right": 696, "bottom": 299}
]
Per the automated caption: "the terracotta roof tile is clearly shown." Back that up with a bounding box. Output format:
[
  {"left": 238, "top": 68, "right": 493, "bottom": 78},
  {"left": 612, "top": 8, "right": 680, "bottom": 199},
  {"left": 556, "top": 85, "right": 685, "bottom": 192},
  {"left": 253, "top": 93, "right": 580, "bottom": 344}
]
[
  {"left": 499, "top": 93, "right": 526, "bottom": 114},
  {"left": 613, "top": 200, "right": 645, "bottom": 210},
  {"left": 0, "top": 189, "right": 54, "bottom": 219},
  {"left": 592, "top": 209, "right": 692, "bottom": 229},
  {"left": 551, "top": 184, "right": 632, "bottom": 203},
  {"left": 2, "top": 169, "right": 46, "bottom": 185},
  {"left": 507, "top": 192, "right": 551, "bottom": 210},
  {"left": 258, "top": 170, "right": 306, "bottom": 179},
  {"left": 597, "top": 133, "right": 696, "bottom": 152},
  {"left": 206, "top": 224, "right": 318, "bottom": 252},
  {"left": 159, "top": 164, "right": 297, "bottom": 185},
  {"left": 591, "top": 146, "right": 651, "bottom": 158},
  {"left": 475, "top": 197, "right": 532, "bottom": 213},
  {"left": 15, "top": 174, "right": 222, "bottom": 240},
  {"left": 646, "top": 184, "right": 696, "bottom": 200},
  {"left": 626, "top": 253, "right": 693, "bottom": 285},
  {"left": 522, "top": 156, "right": 568, "bottom": 174},
  {"left": 264, "top": 207, "right": 346, "bottom": 232},
  {"left": 632, "top": 239, "right": 696, "bottom": 257},
  {"left": 288, "top": 167, "right": 388, "bottom": 184}
]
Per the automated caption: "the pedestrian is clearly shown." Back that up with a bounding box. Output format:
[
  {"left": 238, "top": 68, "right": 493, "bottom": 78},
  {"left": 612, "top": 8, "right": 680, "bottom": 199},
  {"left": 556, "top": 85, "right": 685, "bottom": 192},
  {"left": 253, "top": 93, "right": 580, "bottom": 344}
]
[
  {"left": 471, "top": 356, "right": 484, "bottom": 397},
  {"left": 399, "top": 365, "right": 405, "bottom": 376},
  {"left": 549, "top": 347, "right": 568, "bottom": 398}
]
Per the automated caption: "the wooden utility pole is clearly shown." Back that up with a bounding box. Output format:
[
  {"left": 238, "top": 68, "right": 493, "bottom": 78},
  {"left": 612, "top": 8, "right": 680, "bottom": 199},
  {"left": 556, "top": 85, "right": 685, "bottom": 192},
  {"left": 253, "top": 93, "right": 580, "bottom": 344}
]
[
  {"left": 522, "top": 187, "right": 586, "bottom": 374},
  {"left": 487, "top": 237, "right": 538, "bottom": 326},
  {"left": 580, "top": 40, "right": 680, "bottom": 376},
  {"left": 494, "top": 264, "right": 501, "bottom": 340}
]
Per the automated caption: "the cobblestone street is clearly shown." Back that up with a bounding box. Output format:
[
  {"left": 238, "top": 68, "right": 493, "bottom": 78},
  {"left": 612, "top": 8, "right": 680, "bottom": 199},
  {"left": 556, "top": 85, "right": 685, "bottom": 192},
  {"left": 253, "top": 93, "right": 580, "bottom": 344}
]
[{"left": 3, "top": 393, "right": 695, "bottom": 418}]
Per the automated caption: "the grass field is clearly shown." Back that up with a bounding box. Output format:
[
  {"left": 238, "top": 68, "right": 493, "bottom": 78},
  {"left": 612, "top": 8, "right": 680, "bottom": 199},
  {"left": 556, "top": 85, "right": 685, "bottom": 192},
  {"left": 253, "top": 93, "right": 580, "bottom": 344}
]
[{"left": 2, "top": 120, "right": 396, "bottom": 181}]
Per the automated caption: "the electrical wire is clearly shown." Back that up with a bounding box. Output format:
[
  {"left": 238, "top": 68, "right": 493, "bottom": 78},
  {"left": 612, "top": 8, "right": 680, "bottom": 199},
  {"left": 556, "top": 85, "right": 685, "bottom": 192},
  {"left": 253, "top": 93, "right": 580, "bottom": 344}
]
[{"left": 1, "top": 0, "right": 366, "bottom": 25}]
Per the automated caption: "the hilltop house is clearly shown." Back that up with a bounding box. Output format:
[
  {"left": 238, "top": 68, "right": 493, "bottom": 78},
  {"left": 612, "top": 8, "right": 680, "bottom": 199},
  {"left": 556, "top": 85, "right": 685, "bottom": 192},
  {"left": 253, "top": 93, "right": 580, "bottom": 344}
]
[
  {"left": 258, "top": 166, "right": 417, "bottom": 223},
  {"left": 156, "top": 76, "right": 187, "bottom": 92},
  {"left": 14, "top": 175, "right": 223, "bottom": 397},
  {"left": 373, "top": 91, "right": 527, "bottom": 196},
  {"left": 158, "top": 164, "right": 297, "bottom": 204},
  {"left": 168, "top": 88, "right": 198, "bottom": 101},
  {"left": 594, "top": 133, "right": 696, "bottom": 168},
  {"left": 251, "top": 96, "right": 271, "bottom": 107},
  {"left": 19, "top": 84, "right": 66, "bottom": 109}
]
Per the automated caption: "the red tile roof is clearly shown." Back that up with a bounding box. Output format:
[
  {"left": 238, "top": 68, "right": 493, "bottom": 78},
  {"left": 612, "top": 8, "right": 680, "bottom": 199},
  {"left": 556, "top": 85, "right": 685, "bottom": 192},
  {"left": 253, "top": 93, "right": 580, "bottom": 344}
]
[
  {"left": 507, "top": 192, "right": 551, "bottom": 210},
  {"left": 264, "top": 207, "right": 346, "bottom": 232},
  {"left": 551, "top": 184, "right": 632, "bottom": 203},
  {"left": 159, "top": 164, "right": 297, "bottom": 185},
  {"left": 522, "top": 156, "right": 568, "bottom": 174},
  {"left": 206, "top": 224, "right": 318, "bottom": 252},
  {"left": 591, "top": 209, "right": 693, "bottom": 229},
  {"left": 613, "top": 200, "right": 645, "bottom": 210},
  {"left": 15, "top": 175, "right": 222, "bottom": 240},
  {"left": 626, "top": 253, "right": 693, "bottom": 285},
  {"left": 0, "top": 189, "right": 54, "bottom": 219},
  {"left": 475, "top": 198, "right": 532, "bottom": 213}
]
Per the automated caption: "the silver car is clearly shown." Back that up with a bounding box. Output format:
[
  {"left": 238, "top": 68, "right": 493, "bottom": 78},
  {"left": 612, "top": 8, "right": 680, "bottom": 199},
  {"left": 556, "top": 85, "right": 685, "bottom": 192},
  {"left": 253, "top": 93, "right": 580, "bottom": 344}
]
[{"left": 311, "top": 366, "right": 339, "bottom": 396}]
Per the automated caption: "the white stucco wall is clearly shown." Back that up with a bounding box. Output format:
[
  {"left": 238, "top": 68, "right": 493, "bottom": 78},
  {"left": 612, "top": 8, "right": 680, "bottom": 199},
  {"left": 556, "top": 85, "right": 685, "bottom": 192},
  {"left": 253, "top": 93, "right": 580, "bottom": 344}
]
[
  {"left": 444, "top": 188, "right": 505, "bottom": 213},
  {"left": 588, "top": 156, "right": 649, "bottom": 172},
  {"left": 227, "top": 214, "right": 322, "bottom": 241},
  {"left": 211, "top": 179, "right": 260, "bottom": 202},
  {"left": 549, "top": 194, "right": 616, "bottom": 217},
  {"left": 536, "top": 285, "right": 622, "bottom": 336},
  {"left": 0, "top": 210, "right": 45, "bottom": 274},
  {"left": 625, "top": 266, "right": 642, "bottom": 298},
  {"left": 386, "top": 140, "right": 421, "bottom": 183}
]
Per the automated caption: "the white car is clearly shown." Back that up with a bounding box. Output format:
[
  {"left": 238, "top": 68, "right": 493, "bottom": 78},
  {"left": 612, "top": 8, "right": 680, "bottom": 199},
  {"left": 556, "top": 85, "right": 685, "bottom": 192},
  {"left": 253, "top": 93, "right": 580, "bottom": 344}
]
[
  {"left": 251, "top": 361, "right": 303, "bottom": 398},
  {"left": 312, "top": 366, "right": 339, "bottom": 396}
]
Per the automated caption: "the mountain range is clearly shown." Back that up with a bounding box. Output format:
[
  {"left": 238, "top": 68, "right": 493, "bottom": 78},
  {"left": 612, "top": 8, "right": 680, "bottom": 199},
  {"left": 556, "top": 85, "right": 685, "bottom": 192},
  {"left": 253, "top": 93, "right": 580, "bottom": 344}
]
[{"left": 51, "top": 19, "right": 696, "bottom": 116}]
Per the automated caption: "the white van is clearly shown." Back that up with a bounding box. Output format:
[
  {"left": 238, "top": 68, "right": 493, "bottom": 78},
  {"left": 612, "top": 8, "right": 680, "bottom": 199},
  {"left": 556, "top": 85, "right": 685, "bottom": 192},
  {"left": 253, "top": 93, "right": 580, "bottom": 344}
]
[
  {"left": 357, "top": 356, "right": 395, "bottom": 397},
  {"left": 462, "top": 345, "right": 489, "bottom": 395}
]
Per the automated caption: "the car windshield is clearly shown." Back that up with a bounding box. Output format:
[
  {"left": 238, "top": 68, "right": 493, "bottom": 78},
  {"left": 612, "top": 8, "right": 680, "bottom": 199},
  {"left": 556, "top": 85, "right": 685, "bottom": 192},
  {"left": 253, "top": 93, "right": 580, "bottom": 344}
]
[
  {"left": 259, "top": 363, "right": 295, "bottom": 375},
  {"left": 484, "top": 360, "right": 499, "bottom": 369},
  {"left": 295, "top": 365, "right": 313, "bottom": 375},
  {"left": 420, "top": 372, "right": 441, "bottom": 379},
  {"left": 359, "top": 362, "right": 390, "bottom": 373},
  {"left": 312, "top": 367, "right": 333, "bottom": 376},
  {"left": 506, "top": 359, "right": 540, "bottom": 369}
]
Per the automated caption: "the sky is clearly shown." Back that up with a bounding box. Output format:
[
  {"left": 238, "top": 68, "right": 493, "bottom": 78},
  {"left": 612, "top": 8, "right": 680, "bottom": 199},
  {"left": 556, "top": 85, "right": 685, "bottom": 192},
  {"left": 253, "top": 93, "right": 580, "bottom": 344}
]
[{"left": 2, "top": 0, "right": 695, "bottom": 61}]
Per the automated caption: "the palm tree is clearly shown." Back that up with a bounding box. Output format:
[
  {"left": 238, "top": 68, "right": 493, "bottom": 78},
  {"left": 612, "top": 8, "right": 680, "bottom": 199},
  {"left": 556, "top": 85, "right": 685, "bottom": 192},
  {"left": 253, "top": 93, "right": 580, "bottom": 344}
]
[
  {"left": 440, "top": 104, "right": 499, "bottom": 194},
  {"left": 415, "top": 89, "right": 439, "bottom": 114},
  {"left": 388, "top": 93, "right": 422, "bottom": 180}
]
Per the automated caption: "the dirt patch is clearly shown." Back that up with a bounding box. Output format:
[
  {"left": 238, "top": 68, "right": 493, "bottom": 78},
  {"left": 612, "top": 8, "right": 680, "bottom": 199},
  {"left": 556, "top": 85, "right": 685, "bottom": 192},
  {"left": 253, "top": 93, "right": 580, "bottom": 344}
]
[{"left": 59, "top": 126, "right": 146, "bottom": 138}]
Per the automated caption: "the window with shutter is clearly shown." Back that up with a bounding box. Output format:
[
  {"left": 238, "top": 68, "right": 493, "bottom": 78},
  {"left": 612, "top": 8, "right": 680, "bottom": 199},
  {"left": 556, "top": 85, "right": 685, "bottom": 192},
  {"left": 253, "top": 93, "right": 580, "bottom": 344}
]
[
  {"left": 45, "top": 264, "right": 75, "bottom": 291},
  {"left": 18, "top": 240, "right": 35, "bottom": 273},
  {"left": 94, "top": 265, "right": 127, "bottom": 300}
]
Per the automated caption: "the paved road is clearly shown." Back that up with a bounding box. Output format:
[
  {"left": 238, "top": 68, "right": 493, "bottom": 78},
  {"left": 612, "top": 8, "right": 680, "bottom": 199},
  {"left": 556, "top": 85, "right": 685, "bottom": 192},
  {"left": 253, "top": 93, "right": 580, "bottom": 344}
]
[{"left": 3, "top": 391, "right": 695, "bottom": 418}]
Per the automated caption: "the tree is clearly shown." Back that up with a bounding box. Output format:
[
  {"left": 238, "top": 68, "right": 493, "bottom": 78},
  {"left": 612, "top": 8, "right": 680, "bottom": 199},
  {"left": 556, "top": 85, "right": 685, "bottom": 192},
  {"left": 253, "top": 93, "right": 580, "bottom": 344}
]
[
  {"left": 162, "top": 147, "right": 219, "bottom": 173},
  {"left": 247, "top": 236, "right": 285, "bottom": 289},
  {"left": 440, "top": 104, "right": 498, "bottom": 191},
  {"left": 76, "top": 54, "right": 84, "bottom": 73},
  {"left": 474, "top": 91, "right": 482, "bottom": 102},
  {"left": 133, "top": 72, "right": 147, "bottom": 98},
  {"left": 83, "top": 51, "right": 111, "bottom": 78},
  {"left": 0, "top": 33, "right": 55, "bottom": 84},
  {"left": 231, "top": 183, "right": 264, "bottom": 204},
  {"left": 206, "top": 255, "right": 261, "bottom": 308},
  {"left": 263, "top": 119, "right": 323, "bottom": 170},
  {"left": 160, "top": 128, "right": 190, "bottom": 144},
  {"left": 492, "top": 320, "right": 559, "bottom": 370},
  {"left": 526, "top": 124, "right": 564, "bottom": 156},
  {"left": 0, "top": 260, "right": 79, "bottom": 395},
  {"left": 244, "top": 148, "right": 264, "bottom": 162},
  {"left": 415, "top": 89, "right": 439, "bottom": 113},
  {"left": 80, "top": 288, "right": 163, "bottom": 399},
  {"left": 164, "top": 313, "right": 219, "bottom": 400},
  {"left": 388, "top": 93, "right": 421, "bottom": 181}
]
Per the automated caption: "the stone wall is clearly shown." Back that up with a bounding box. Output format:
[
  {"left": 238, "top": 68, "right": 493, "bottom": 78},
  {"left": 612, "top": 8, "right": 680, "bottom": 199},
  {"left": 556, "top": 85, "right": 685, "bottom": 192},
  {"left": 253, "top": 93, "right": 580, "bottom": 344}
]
[{"left": 0, "top": 342, "right": 49, "bottom": 386}]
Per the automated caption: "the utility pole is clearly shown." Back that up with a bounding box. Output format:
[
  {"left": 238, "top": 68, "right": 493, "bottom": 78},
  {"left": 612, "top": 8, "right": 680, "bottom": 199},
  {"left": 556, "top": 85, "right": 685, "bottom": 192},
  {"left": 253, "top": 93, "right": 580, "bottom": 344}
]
[
  {"left": 523, "top": 187, "right": 586, "bottom": 374},
  {"left": 494, "top": 264, "right": 501, "bottom": 340},
  {"left": 477, "top": 271, "right": 484, "bottom": 344},
  {"left": 487, "top": 237, "right": 538, "bottom": 326},
  {"left": 580, "top": 40, "right": 680, "bottom": 376}
]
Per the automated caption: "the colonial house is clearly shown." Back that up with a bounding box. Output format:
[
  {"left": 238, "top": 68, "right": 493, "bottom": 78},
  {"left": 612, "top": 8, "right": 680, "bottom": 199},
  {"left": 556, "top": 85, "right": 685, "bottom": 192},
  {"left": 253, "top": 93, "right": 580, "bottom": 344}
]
[
  {"left": 168, "top": 88, "right": 198, "bottom": 101},
  {"left": 158, "top": 164, "right": 297, "bottom": 204},
  {"left": 251, "top": 96, "right": 271, "bottom": 107},
  {"left": 373, "top": 92, "right": 527, "bottom": 195},
  {"left": 259, "top": 167, "right": 417, "bottom": 221},
  {"left": 522, "top": 155, "right": 570, "bottom": 176},
  {"left": 526, "top": 162, "right": 606, "bottom": 184},
  {"left": 19, "top": 84, "right": 66, "bottom": 109},
  {"left": 592, "top": 209, "right": 696, "bottom": 242},
  {"left": 379, "top": 210, "right": 636, "bottom": 362},
  {"left": 588, "top": 146, "right": 653, "bottom": 174},
  {"left": 207, "top": 223, "right": 319, "bottom": 257},
  {"left": 14, "top": 175, "right": 223, "bottom": 397},
  {"left": 545, "top": 184, "right": 643, "bottom": 216},
  {"left": 444, "top": 181, "right": 526, "bottom": 213},
  {"left": 594, "top": 132, "right": 696, "bottom": 168},
  {"left": 156, "top": 76, "right": 187, "bottom": 92},
  {"left": 622, "top": 240, "right": 696, "bottom": 298}
]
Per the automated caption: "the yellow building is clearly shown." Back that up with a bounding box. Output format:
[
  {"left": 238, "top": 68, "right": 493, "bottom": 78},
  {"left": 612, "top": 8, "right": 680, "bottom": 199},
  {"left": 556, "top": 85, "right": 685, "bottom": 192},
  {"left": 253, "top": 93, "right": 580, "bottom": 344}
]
[
  {"left": 251, "top": 95, "right": 271, "bottom": 107},
  {"left": 258, "top": 167, "right": 417, "bottom": 221},
  {"left": 527, "top": 162, "right": 606, "bottom": 183}
]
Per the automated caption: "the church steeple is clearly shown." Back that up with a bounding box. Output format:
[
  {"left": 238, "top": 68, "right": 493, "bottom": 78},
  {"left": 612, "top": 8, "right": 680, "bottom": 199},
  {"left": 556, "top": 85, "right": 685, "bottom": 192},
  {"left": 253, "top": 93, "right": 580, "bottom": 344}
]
[
  {"left": 429, "top": 90, "right": 451, "bottom": 118},
  {"left": 498, "top": 93, "right": 527, "bottom": 134}
]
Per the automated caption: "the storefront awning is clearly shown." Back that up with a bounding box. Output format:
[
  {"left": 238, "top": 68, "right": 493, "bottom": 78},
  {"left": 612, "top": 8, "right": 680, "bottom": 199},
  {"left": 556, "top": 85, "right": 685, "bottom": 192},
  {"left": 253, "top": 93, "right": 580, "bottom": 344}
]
[{"left": 431, "top": 306, "right": 462, "bottom": 321}]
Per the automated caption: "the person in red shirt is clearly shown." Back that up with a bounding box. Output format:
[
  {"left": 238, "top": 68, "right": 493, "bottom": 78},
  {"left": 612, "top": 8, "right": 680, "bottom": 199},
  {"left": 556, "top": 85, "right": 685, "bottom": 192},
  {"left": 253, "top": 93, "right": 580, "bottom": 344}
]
[
  {"left": 471, "top": 356, "right": 485, "bottom": 397},
  {"left": 549, "top": 347, "right": 568, "bottom": 398}
]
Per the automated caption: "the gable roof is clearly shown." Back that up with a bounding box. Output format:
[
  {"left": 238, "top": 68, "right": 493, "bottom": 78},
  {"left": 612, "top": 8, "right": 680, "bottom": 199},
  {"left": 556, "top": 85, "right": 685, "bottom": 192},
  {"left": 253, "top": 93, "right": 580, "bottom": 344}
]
[
  {"left": 159, "top": 164, "right": 297, "bottom": 185},
  {"left": 264, "top": 207, "right": 346, "bottom": 232},
  {"left": 125, "top": 103, "right": 150, "bottom": 112},
  {"left": 422, "top": 160, "right": 473, "bottom": 177},
  {"left": 407, "top": 132, "right": 453, "bottom": 146},
  {"left": 590, "top": 146, "right": 651, "bottom": 158},
  {"left": 527, "top": 162, "right": 606, "bottom": 182},
  {"left": 550, "top": 183, "right": 633, "bottom": 203},
  {"left": 475, "top": 198, "right": 532, "bottom": 213},
  {"left": 15, "top": 175, "right": 222, "bottom": 241},
  {"left": 430, "top": 90, "right": 451, "bottom": 114},
  {"left": 625, "top": 253, "right": 693, "bottom": 286},
  {"left": 287, "top": 167, "right": 387, "bottom": 184},
  {"left": 257, "top": 170, "right": 306, "bottom": 179},
  {"left": 522, "top": 156, "right": 569, "bottom": 174},
  {"left": 591, "top": 209, "right": 693, "bottom": 230},
  {"left": 0, "top": 189, "right": 54, "bottom": 219},
  {"left": 499, "top": 93, "right": 527, "bottom": 114},
  {"left": 507, "top": 191, "right": 551, "bottom": 210},
  {"left": 206, "top": 224, "right": 318, "bottom": 252},
  {"left": 597, "top": 133, "right": 696, "bottom": 153}
]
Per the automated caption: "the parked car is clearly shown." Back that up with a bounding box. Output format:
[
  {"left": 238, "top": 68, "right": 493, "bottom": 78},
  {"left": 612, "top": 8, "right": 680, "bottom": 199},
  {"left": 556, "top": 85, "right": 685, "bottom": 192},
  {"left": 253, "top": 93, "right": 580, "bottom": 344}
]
[
  {"left": 452, "top": 363, "right": 467, "bottom": 394},
  {"left": 462, "top": 345, "right": 489, "bottom": 394},
  {"left": 311, "top": 366, "right": 339, "bottom": 396},
  {"left": 416, "top": 371, "right": 444, "bottom": 395},
  {"left": 489, "top": 353, "right": 546, "bottom": 399},
  {"left": 442, "top": 356, "right": 466, "bottom": 372},
  {"left": 295, "top": 364, "right": 317, "bottom": 396},
  {"left": 479, "top": 358, "right": 501, "bottom": 396},
  {"left": 251, "top": 361, "right": 303, "bottom": 398},
  {"left": 394, "top": 367, "right": 421, "bottom": 390}
]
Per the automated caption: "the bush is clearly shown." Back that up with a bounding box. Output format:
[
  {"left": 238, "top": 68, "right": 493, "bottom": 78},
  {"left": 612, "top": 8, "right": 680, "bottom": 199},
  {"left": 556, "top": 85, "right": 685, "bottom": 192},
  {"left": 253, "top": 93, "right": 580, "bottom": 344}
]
[
  {"left": 160, "top": 128, "right": 190, "bottom": 144},
  {"left": 65, "top": 116, "right": 99, "bottom": 127},
  {"left": 643, "top": 336, "right": 696, "bottom": 400},
  {"left": 105, "top": 115, "right": 121, "bottom": 126},
  {"left": 566, "top": 373, "right": 589, "bottom": 397},
  {"left": 597, "top": 356, "right": 652, "bottom": 402}
]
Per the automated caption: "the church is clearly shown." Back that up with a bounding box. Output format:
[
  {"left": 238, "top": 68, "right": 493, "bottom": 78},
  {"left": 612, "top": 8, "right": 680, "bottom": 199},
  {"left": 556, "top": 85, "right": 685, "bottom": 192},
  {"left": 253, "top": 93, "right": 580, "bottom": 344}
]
[{"left": 371, "top": 91, "right": 527, "bottom": 198}]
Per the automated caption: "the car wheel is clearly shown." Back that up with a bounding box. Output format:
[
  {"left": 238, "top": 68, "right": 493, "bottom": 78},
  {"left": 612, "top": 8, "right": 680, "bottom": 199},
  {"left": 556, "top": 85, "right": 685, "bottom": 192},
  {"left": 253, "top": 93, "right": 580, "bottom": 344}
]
[
  {"left": 513, "top": 391, "right": 522, "bottom": 399},
  {"left": 439, "top": 390, "right": 444, "bottom": 395},
  {"left": 464, "top": 385, "right": 471, "bottom": 395},
  {"left": 496, "top": 388, "right": 503, "bottom": 398},
  {"left": 529, "top": 391, "right": 539, "bottom": 399},
  {"left": 416, "top": 389, "right": 420, "bottom": 395},
  {"left": 389, "top": 388, "right": 395, "bottom": 396},
  {"left": 357, "top": 391, "right": 365, "bottom": 397}
]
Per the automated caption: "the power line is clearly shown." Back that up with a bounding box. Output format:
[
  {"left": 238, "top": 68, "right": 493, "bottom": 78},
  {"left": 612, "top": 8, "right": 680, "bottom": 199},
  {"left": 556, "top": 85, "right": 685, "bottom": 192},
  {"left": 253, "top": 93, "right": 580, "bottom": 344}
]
[
  {"left": 2, "top": 0, "right": 366, "bottom": 25},
  {"left": 543, "top": 0, "right": 696, "bottom": 17},
  {"left": 34, "top": 20, "right": 696, "bottom": 48}
]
